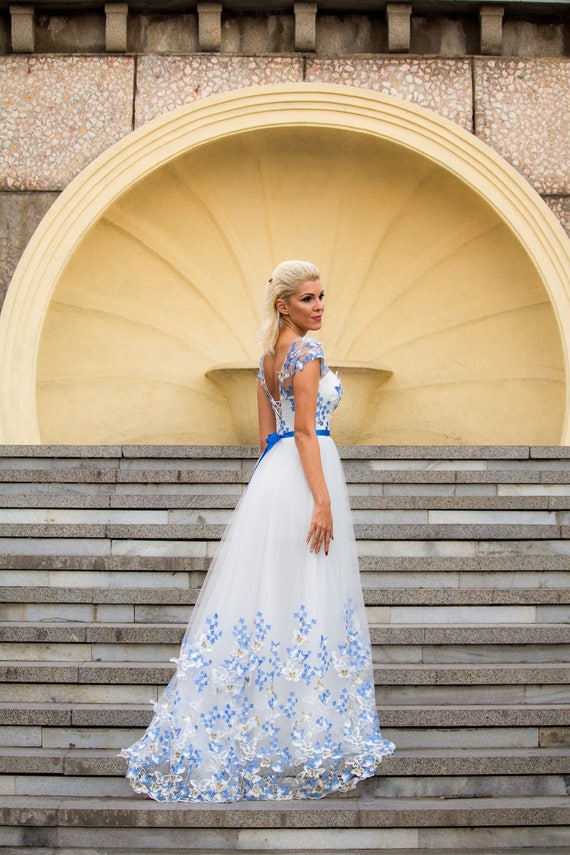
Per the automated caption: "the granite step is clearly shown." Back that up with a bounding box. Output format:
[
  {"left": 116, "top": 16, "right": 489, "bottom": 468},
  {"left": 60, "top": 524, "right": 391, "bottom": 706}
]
[
  {"left": 0, "top": 794, "right": 568, "bottom": 828},
  {"left": 3, "top": 493, "right": 570, "bottom": 510},
  {"left": 1, "top": 622, "right": 569, "bottom": 665},
  {"left": 4, "top": 770, "right": 569, "bottom": 800},
  {"left": 1, "top": 521, "right": 568, "bottom": 540},
  {"left": 2, "top": 746, "right": 568, "bottom": 778},
  {"left": 3, "top": 661, "right": 567, "bottom": 686},
  {"left": 5, "top": 850, "right": 569, "bottom": 855},
  {"left": 1, "top": 702, "right": 568, "bottom": 730},
  {"left": 2, "top": 621, "right": 568, "bottom": 645}
]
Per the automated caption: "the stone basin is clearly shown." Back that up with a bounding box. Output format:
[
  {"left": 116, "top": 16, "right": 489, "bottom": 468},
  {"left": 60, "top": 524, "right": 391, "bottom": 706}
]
[{"left": 206, "top": 363, "right": 393, "bottom": 445}]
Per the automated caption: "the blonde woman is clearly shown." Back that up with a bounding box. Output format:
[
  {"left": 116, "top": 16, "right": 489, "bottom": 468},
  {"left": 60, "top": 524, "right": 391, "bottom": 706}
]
[{"left": 121, "top": 260, "right": 394, "bottom": 801}]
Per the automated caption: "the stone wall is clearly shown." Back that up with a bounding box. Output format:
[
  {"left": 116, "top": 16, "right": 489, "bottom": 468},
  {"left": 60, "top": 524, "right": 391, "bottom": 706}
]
[{"left": 2, "top": 51, "right": 570, "bottom": 308}]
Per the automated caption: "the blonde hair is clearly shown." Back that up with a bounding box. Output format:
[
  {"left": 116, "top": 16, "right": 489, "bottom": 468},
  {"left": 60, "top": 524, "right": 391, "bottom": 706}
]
[{"left": 258, "top": 260, "right": 321, "bottom": 354}]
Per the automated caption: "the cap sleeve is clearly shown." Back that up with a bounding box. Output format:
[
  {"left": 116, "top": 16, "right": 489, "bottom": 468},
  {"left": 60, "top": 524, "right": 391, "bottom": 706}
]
[{"left": 279, "top": 337, "right": 325, "bottom": 382}]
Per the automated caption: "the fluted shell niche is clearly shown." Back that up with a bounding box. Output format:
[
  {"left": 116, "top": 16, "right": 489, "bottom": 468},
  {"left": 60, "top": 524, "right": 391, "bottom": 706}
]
[{"left": 37, "top": 126, "right": 564, "bottom": 445}]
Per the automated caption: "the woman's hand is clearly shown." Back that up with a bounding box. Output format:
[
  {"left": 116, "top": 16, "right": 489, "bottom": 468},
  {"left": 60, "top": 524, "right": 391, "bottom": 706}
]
[{"left": 307, "top": 501, "right": 334, "bottom": 555}]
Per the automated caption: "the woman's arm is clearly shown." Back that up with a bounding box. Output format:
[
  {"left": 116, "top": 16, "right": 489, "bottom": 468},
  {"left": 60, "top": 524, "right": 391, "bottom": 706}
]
[
  {"left": 293, "top": 359, "right": 333, "bottom": 555},
  {"left": 257, "top": 382, "right": 276, "bottom": 452}
]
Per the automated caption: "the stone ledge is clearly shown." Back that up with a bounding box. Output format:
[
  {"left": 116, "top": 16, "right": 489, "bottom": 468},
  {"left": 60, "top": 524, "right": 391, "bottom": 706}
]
[
  {"left": 1, "top": 745, "right": 569, "bottom": 780},
  {"left": 1, "top": 552, "right": 569, "bottom": 572},
  {"left": 0, "top": 794, "right": 568, "bottom": 828},
  {"left": 2, "top": 622, "right": 568, "bottom": 645},
  {"left": 1, "top": 660, "right": 568, "bottom": 686},
  {"left": 1, "top": 702, "right": 567, "bottom": 730},
  {"left": 1, "top": 585, "right": 567, "bottom": 605},
  {"left": 0, "top": 445, "right": 544, "bottom": 459}
]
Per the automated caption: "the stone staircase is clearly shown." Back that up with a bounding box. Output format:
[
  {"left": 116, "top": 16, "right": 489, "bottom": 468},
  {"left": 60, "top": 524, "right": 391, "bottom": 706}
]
[{"left": 0, "top": 444, "right": 569, "bottom": 854}]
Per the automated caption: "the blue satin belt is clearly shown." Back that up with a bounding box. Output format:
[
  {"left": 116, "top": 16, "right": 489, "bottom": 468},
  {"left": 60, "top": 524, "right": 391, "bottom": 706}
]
[{"left": 255, "top": 429, "right": 330, "bottom": 471}]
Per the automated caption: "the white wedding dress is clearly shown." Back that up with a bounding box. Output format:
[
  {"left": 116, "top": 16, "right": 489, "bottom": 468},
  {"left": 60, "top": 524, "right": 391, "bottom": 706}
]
[{"left": 121, "top": 336, "right": 395, "bottom": 801}]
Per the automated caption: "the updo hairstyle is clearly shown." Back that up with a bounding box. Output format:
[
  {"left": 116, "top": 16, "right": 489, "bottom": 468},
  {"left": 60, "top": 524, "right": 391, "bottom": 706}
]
[{"left": 258, "top": 259, "right": 320, "bottom": 354}]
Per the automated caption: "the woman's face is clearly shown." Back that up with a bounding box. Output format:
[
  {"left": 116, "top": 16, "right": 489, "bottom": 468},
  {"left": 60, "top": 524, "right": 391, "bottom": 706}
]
[{"left": 281, "top": 279, "right": 324, "bottom": 335}]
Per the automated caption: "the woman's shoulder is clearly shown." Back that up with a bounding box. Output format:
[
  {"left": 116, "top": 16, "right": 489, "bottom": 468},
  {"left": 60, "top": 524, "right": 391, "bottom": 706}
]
[{"left": 281, "top": 336, "right": 325, "bottom": 378}]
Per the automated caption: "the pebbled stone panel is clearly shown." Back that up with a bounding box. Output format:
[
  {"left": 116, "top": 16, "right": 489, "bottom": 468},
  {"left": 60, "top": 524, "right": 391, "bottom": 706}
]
[
  {"left": 474, "top": 58, "right": 570, "bottom": 195},
  {"left": 305, "top": 57, "right": 473, "bottom": 131},
  {"left": 135, "top": 55, "right": 304, "bottom": 127},
  {"left": 0, "top": 55, "right": 134, "bottom": 191}
]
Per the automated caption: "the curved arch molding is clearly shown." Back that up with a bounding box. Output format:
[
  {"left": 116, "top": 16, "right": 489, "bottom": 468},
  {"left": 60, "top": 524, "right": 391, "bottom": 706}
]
[{"left": 1, "top": 84, "right": 570, "bottom": 444}]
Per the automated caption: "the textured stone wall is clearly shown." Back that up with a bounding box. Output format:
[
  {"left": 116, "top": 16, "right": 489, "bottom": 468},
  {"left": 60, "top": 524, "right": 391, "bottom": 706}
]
[{"left": 2, "top": 53, "right": 570, "bottom": 307}]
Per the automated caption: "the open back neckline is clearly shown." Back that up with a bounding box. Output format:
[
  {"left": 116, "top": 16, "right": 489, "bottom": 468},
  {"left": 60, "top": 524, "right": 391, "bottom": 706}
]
[{"left": 260, "top": 336, "right": 306, "bottom": 406}]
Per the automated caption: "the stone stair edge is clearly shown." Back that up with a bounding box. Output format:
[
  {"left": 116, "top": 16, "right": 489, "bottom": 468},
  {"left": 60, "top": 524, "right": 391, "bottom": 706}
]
[
  {"left": 1, "top": 586, "right": 567, "bottom": 605},
  {"left": 2, "top": 751, "right": 570, "bottom": 781},
  {"left": 0, "top": 701, "right": 568, "bottom": 728},
  {"left": 1, "top": 444, "right": 570, "bottom": 460},
  {"left": 1, "top": 522, "right": 568, "bottom": 539},
  {"left": 0, "top": 445, "right": 543, "bottom": 460},
  {"left": 0, "top": 554, "right": 568, "bottom": 572},
  {"left": 2, "top": 622, "right": 568, "bottom": 644},
  {"left": 4, "top": 469, "right": 570, "bottom": 484},
  {"left": 0, "top": 794, "right": 568, "bottom": 828},
  {"left": 5, "top": 496, "right": 570, "bottom": 511},
  {"left": 1, "top": 660, "right": 568, "bottom": 685}
]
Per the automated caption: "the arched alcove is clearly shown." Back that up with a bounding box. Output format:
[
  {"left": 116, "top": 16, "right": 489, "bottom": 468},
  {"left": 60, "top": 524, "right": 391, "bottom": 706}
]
[{"left": 1, "top": 85, "right": 570, "bottom": 444}]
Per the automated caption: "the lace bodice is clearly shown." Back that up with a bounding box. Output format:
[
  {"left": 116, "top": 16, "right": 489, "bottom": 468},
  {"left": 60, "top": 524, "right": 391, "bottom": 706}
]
[{"left": 258, "top": 336, "right": 342, "bottom": 434}]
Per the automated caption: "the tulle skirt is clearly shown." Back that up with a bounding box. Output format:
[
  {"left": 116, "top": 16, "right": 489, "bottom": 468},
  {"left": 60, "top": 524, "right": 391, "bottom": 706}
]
[{"left": 121, "top": 436, "right": 395, "bottom": 801}]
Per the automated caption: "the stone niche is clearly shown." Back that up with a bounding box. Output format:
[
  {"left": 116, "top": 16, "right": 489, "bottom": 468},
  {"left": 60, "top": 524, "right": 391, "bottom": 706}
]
[{"left": 33, "top": 125, "right": 564, "bottom": 446}]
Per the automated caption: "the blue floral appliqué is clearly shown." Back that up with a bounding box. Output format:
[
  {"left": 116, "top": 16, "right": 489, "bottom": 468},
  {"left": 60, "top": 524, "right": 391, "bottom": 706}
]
[
  {"left": 120, "top": 602, "right": 394, "bottom": 802},
  {"left": 258, "top": 337, "right": 342, "bottom": 435}
]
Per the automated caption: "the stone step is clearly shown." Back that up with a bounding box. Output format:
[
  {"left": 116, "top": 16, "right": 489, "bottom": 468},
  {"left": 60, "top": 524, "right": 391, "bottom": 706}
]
[
  {"left": 2, "top": 746, "right": 568, "bottom": 778},
  {"left": 4, "top": 507, "right": 570, "bottom": 526},
  {"left": 0, "top": 794, "right": 567, "bottom": 830},
  {"left": 2, "top": 585, "right": 567, "bottom": 606},
  {"left": 3, "top": 444, "right": 567, "bottom": 459},
  {"left": 1, "top": 660, "right": 568, "bottom": 687},
  {"left": 2, "top": 622, "right": 568, "bottom": 645},
  {"left": 1, "top": 590, "right": 566, "bottom": 628},
  {"left": 1, "top": 624, "right": 569, "bottom": 665},
  {"left": 1, "top": 521, "right": 569, "bottom": 540},
  {"left": 1, "top": 703, "right": 568, "bottom": 730},
  {"left": 2, "top": 467, "right": 570, "bottom": 486},
  {"left": 4, "top": 493, "right": 570, "bottom": 510},
  {"left": 5, "top": 850, "right": 570, "bottom": 855},
  {"left": 4, "top": 770, "right": 569, "bottom": 800}
]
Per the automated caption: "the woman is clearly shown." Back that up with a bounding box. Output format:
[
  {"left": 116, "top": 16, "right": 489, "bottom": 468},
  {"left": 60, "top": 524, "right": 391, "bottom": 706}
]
[{"left": 121, "top": 260, "right": 395, "bottom": 801}]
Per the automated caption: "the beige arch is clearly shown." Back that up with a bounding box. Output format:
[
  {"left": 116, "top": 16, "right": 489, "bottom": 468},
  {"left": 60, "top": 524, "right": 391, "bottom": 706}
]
[{"left": 2, "top": 83, "right": 570, "bottom": 443}]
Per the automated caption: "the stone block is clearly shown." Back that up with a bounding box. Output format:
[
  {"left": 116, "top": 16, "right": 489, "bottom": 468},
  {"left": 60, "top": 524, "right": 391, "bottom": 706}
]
[
  {"left": 305, "top": 58, "right": 473, "bottom": 131},
  {"left": 540, "top": 727, "right": 570, "bottom": 747},
  {"left": 9, "top": 5, "right": 34, "bottom": 53},
  {"left": 480, "top": 5, "right": 503, "bottom": 56},
  {"left": 0, "top": 726, "right": 41, "bottom": 747},
  {"left": 419, "top": 827, "right": 570, "bottom": 851},
  {"left": 5, "top": 683, "right": 156, "bottom": 704},
  {"left": 390, "top": 605, "right": 536, "bottom": 624},
  {"left": 388, "top": 726, "right": 537, "bottom": 750},
  {"left": 0, "top": 747, "right": 65, "bottom": 775},
  {"left": 474, "top": 58, "right": 570, "bottom": 195},
  {"left": 197, "top": 1, "right": 221, "bottom": 51},
  {"left": 0, "top": 642, "right": 91, "bottom": 662},
  {"left": 544, "top": 196, "right": 570, "bottom": 237},
  {"left": 0, "top": 56, "right": 134, "bottom": 191},
  {"left": 386, "top": 3, "right": 411, "bottom": 53},
  {"left": 0, "top": 192, "right": 58, "bottom": 311},
  {"left": 15, "top": 775, "right": 130, "bottom": 797},
  {"left": 134, "top": 55, "right": 303, "bottom": 128},
  {"left": 294, "top": 1, "right": 316, "bottom": 52},
  {"left": 42, "top": 728, "right": 142, "bottom": 750},
  {"left": 130, "top": 13, "right": 198, "bottom": 54},
  {"left": 105, "top": 2, "right": 128, "bottom": 52}
]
